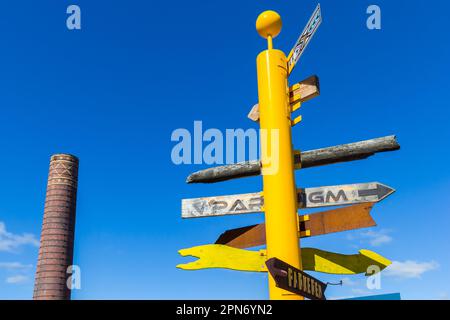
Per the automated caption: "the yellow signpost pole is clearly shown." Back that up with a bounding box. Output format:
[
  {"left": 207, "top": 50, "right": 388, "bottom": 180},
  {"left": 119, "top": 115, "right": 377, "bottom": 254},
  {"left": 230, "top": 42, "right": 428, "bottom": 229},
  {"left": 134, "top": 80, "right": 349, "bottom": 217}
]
[{"left": 256, "top": 11, "right": 303, "bottom": 300}]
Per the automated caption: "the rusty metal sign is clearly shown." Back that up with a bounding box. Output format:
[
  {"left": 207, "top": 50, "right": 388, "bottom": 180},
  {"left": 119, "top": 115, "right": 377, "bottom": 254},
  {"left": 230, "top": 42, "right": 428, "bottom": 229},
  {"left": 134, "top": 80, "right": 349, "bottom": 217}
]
[{"left": 216, "top": 203, "right": 376, "bottom": 248}]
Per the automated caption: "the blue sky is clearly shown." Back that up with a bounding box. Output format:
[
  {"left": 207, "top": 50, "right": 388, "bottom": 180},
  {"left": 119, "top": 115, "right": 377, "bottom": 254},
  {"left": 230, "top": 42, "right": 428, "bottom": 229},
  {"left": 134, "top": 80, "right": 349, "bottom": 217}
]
[{"left": 0, "top": 0, "right": 449, "bottom": 299}]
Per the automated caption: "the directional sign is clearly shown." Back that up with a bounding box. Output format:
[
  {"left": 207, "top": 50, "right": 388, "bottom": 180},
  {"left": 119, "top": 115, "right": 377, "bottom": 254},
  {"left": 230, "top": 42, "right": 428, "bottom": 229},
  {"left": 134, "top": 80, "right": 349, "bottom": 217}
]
[
  {"left": 182, "top": 192, "right": 262, "bottom": 218},
  {"left": 298, "top": 182, "right": 395, "bottom": 208},
  {"left": 215, "top": 203, "right": 376, "bottom": 248},
  {"left": 177, "top": 244, "right": 267, "bottom": 272},
  {"left": 177, "top": 244, "right": 391, "bottom": 275},
  {"left": 248, "top": 75, "right": 320, "bottom": 122},
  {"left": 287, "top": 4, "right": 322, "bottom": 75},
  {"left": 182, "top": 182, "right": 393, "bottom": 218},
  {"left": 266, "top": 257, "right": 327, "bottom": 300},
  {"left": 186, "top": 136, "right": 400, "bottom": 184},
  {"left": 301, "top": 247, "right": 391, "bottom": 275}
]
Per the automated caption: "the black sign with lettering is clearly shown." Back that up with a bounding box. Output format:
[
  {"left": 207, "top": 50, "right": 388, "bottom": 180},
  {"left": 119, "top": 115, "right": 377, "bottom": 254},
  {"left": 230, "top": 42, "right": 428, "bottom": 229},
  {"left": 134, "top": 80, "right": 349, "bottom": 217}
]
[{"left": 266, "top": 257, "right": 327, "bottom": 300}]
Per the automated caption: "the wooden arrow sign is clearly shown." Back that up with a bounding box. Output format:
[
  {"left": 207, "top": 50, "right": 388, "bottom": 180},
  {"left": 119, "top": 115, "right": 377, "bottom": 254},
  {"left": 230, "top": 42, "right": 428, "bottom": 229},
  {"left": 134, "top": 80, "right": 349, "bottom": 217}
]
[
  {"left": 215, "top": 203, "right": 376, "bottom": 248},
  {"left": 266, "top": 257, "right": 327, "bottom": 300},
  {"left": 182, "top": 183, "right": 394, "bottom": 218},
  {"left": 298, "top": 182, "right": 395, "bottom": 208},
  {"left": 248, "top": 75, "right": 320, "bottom": 122}
]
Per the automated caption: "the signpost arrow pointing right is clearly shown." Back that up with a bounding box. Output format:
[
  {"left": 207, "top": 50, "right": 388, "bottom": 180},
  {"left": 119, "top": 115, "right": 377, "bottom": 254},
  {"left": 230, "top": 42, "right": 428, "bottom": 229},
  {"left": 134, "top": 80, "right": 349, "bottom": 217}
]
[
  {"left": 182, "top": 183, "right": 395, "bottom": 218},
  {"left": 287, "top": 4, "right": 322, "bottom": 75},
  {"left": 298, "top": 182, "right": 395, "bottom": 208},
  {"left": 357, "top": 183, "right": 395, "bottom": 201}
]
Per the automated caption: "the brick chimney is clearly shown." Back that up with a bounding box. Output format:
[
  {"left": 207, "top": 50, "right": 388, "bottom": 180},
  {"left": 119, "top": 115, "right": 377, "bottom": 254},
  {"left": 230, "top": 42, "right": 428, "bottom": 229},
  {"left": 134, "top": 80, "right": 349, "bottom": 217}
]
[{"left": 33, "top": 154, "right": 79, "bottom": 300}]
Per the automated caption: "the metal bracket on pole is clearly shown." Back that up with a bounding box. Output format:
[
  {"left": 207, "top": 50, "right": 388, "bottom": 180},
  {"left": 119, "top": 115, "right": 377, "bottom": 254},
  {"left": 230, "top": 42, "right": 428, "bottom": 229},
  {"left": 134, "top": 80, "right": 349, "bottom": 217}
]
[
  {"left": 291, "top": 115, "right": 302, "bottom": 126},
  {"left": 298, "top": 214, "right": 311, "bottom": 238},
  {"left": 291, "top": 101, "right": 301, "bottom": 113},
  {"left": 293, "top": 150, "right": 302, "bottom": 170}
]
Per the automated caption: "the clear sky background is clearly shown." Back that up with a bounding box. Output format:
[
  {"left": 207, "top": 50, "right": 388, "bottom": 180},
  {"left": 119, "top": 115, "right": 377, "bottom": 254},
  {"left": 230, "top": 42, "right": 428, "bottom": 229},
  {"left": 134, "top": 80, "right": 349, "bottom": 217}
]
[{"left": 0, "top": 0, "right": 449, "bottom": 299}]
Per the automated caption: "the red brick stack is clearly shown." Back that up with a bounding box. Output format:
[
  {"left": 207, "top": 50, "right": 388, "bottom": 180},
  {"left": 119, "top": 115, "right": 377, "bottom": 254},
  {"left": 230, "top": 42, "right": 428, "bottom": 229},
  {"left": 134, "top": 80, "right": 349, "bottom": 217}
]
[{"left": 33, "top": 154, "right": 79, "bottom": 300}]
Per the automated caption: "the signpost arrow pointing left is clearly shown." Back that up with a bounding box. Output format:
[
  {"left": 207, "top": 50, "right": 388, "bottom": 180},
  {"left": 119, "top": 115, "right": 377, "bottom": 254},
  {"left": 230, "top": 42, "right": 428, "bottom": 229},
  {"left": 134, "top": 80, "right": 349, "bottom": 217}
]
[{"left": 215, "top": 203, "right": 377, "bottom": 249}]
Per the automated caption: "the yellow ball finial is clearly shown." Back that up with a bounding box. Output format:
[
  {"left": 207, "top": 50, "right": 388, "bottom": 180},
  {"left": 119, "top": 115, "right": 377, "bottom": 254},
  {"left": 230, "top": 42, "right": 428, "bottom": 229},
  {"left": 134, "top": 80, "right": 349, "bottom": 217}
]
[{"left": 256, "top": 10, "right": 282, "bottom": 39}]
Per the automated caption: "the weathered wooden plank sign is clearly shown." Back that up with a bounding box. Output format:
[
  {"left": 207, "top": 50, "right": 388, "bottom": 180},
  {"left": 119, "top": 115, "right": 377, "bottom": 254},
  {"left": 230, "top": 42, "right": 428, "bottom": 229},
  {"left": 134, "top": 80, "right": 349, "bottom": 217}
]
[
  {"left": 266, "top": 257, "right": 327, "bottom": 300},
  {"left": 182, "top": 192, "right": 262, "bottom": 218},
  {"left": 215, "top": 203, "right": 376, "bottom": 248},
  {"left": 287, "top": 3, "right": 322, "bottom": 74},
  {"left": 182, "top": 183, "right": 393, "bottom": 218},
  {"left": 248, "top": 75, "right": 320, "bottom": 122},
  {"left": 298, "top": 182, "right": 394, "bottom": 208},
  {"left": 186, "top": 135, "right": 400, "bottom": 184}
]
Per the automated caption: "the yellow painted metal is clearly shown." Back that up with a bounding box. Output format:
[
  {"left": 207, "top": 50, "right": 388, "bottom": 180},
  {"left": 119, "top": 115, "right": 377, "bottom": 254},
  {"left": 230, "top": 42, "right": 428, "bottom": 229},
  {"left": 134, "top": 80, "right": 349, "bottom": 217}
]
[
  {"left": 298, "top": 214, "right": 309, "bottom": 222},
  {"left": 256, "top": 11, "right": 282, "bottom": 39},
  {"left": 291, "top": 115, "right": 302, "bottom": 126},
  {"left": 302, "top": 248, "right": 391, "bottom": 275},
  {"left": 289, "top": 82, "right": 301, "bottom": 92},
  {"left": 177, "top": 244, "right": 392, "bottom": 275},
  {"left": 299, "top": 230, "right": 311, "bottom": 238},
  {"left": 289, "top": 94, "right": 301, "bottom": 103},
  {"left": 291, "top": 101, "right": 301, "bottom": 113},
  {"left": 256, "top": 11, "right": 302, "bottom": 300},
  {"left": 267, "top": 35, "right": 273, "bottom": 50},
  {"left": 177, "top": 244, "right": 267, "bottom": 272}
]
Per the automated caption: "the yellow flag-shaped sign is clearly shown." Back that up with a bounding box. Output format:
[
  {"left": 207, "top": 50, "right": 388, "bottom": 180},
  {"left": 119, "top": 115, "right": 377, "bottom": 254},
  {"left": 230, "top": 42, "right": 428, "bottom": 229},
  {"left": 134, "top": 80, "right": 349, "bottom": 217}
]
[{"left": 177, "top": 244, "right": 391, "bottom": 275}]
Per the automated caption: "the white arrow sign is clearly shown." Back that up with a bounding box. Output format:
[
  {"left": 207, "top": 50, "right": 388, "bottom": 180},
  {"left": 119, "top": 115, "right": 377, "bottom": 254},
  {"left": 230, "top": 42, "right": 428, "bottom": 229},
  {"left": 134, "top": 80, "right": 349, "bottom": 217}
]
[
  {"left": 182, "top": 182, "right": 394, "bottom": 218},
  {"left": 287, "top": 3, "right": 322, "bottom": 75},
  {"left": 298, "top": 182, "right": 395, "bottom": 208},
  {"left": 182, "top": 192, "right": 262, "bottom": 218}
]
